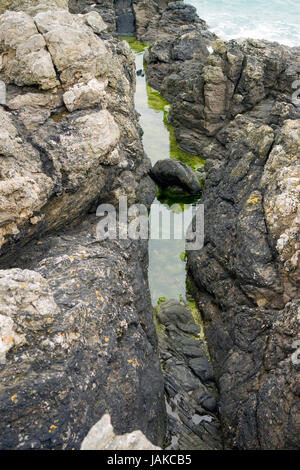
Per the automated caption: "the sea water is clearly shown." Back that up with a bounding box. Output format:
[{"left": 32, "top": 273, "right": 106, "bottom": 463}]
[{"left": 189, "top": 0, "right": 300, "bottom": 47}]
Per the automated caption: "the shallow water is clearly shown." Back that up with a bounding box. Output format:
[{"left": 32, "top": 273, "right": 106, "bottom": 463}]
[
  {"left": 189, "top": 0, "right": 300, "bottom": 47},
  {"left": 121, "top": 37, "right": 204, "bottom": 304}
]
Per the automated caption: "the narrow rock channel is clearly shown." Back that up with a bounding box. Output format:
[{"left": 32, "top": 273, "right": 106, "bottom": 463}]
[{"left": 121, "top": 36, "right": 223, "bottom": 450}]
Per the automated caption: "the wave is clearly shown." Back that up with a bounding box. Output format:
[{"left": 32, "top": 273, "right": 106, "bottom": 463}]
[{"left": 188, "top": 0, "right": 300, "bottom": 46}]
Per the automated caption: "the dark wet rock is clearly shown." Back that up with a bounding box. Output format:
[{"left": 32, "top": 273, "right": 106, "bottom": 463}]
[
  {"left": 69, "top": 0, "right": 117, "bottom": 33},
  {"left": 143, "top": 4, "right": 300, "bottom": 450},
  {"left": 186, "top": 107, "right": 300, "bottom": 450},
  {"left": 115, "top": 0, "right": 135, "bottom": 35},
  {"left": 142, "top": 6, "right": 300, "bottom": 448},
  {"left": 155, "top": 299, "right": 222, "bottom": 450},
  {"left": 0, "top": 1, "right": 165, "bottom": 451},
  {"left": 194, "top": 390, "right": 217, "bottom": 413},
  {"left": 188, "top": 357, "right": 214, "bottom": 383},
  {"left": 146, "top": 37, "right": 300, "bottom": 154},
  {"left": 157, "top": 299, "right": 191, "bottom": 326},
  {"left": 0, "top": 216, "right": 166, "bottom": 449},
  {"left": 134, "top": 1, "right": 213, "bottom": 44},
  {"left": 69, "top": 0, "right": 215, "bottom": 45},
  {"left": 150, "top": 159, "right": 202, "bottom": 195}
]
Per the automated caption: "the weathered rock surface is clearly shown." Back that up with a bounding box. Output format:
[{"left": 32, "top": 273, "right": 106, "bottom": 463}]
[
  {"left": 184, "top": 112, "right": 300, "bottom": 451},
  {"left": 186, "top": 116, "right": 300, "bottom": 450},
  {"left": 0, "top": 2, "right": 165, "bottom": 451},
  {"left": 0, "top": 216, "right": 166, "bottom": 449},
  {"left": 69, "top": 0, "right": 117, "bottom": 33},
  {"left": 151, "top": 159, "right": 202, "bottom": 195},
  {"left": 0, "top": 0, "right": 68, "bottom": 15},
  {"left": 146, "top": 37, "right": 300, "bottom": 154},
  {"left": 156, "top": 299, "right": 222, "bottom": 450},
  {"left": 134, "top": 1, "right": 213, "bottom": 44},
  {"left": 0, "top": 7, "right": 155, "bottom": 256},
  {"left": 81, "top": 413, "right": 161, "bottom": 450},
  {"left": 145, "top": 9, "right": 300, "bottom": 450},
  {"left": 69, "top": 0, "right": 212, "bottom": 44}
]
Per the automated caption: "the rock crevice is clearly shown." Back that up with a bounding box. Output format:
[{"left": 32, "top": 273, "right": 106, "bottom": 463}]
[
  {"left": 0, "top": 1, "right": 165, "bottom": 450},
  {"left": 143, "top": 4, "right": 300, "bottom": 450}
]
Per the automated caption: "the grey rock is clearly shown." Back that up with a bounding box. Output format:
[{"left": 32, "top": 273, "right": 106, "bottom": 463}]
[
  {"left": 187, "top": 117, "right": 300, "bottom": 448},
  {"left": 194, "top": 390, "right": 217, "bottom": 412},
  {"left": 0, "top": 216, "right": 166, "bottom": 449},
  {"left": 115, "top": 0, "right": 135, "bottom": 35},
  {"left": 151, "top": 159, "right": 202, "bottom": 195},
  {"left": 0, "top": 0, "right": 68, "bottom": 15},
  {"left": 186, "top": 91, "right": 300, "bottom": 451},
  {"left": 0, "top": 1, "right": 164, "bottom": 451},
  {"left": 69, "top": 0, "right": 117, "bottom": 33},
  {"left": 157, "top": 298, "right": 192, "bottom": 326},
  {"left": 144, "top": 6, "right": 300, "bottom": 450},
  {"left": 188, "top": 357, "right": 214, "bottom": 383},
  {"left": 155, "top": 300, "right": 222, "bottom": 450},
  {"left": 0, "top": 8, "right": 154, "bottom": 256},
  {"left": 81, "top": 414, "right": 161, "bottom": 450},
  {"left": 69, "top": 0, "right": 214, "bottom": 45},
  {"left": 146, "top": 37, "right": 300, "bottom": 154},
  {"left": 134, "top": 1, "right": 211, "bottom": 44}
]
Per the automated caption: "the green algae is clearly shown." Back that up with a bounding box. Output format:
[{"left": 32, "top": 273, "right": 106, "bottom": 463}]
[
  {"left": 119, "top": 36, "right": 205, "bottom": 173},
  {"left": 123, "top": 36, "right": 205, "bottom": 306},
  {"left": 156, "top": 186, "right": 201, "bottom": 207},
  {"left": 153, "top": 295, "right": 205, "bottom": 343},
  {"left": 119, "top": 35, "right": 149, "bottom": 54},
  {"left": 153, "top": 303, "right": 166, "bottom": 334},
  {"left": 164, "top": 114, "right": 205, "bottom": 171},
  {"left": 145, "top": 83, "right": 205, "bottom": 171},
  {"left": 186, "top": 298, "right": 205, "bottom": 341},
  {"left": 146, "top": 84, "right": 168, "bottom": 112}
]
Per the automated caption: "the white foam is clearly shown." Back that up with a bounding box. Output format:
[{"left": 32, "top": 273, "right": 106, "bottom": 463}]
[{"left": 189, "top": 0, "right": 300, "bottom": 47}]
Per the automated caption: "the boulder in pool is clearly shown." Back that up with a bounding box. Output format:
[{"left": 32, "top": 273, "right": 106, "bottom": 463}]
[{"left": 150, "top": 159, "right": 202, "bottom": 195}]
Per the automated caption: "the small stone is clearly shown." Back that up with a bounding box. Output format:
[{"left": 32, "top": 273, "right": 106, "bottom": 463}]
[
  {"left": 81, "top": 414, "right": 161, "bottom": 450},
  {"left": 150, "top": 159, "right": 202, "bottom": 195}
]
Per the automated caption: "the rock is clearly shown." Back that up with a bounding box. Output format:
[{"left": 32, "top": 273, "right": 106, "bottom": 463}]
[
  {"left": 69, "top": 0, "right": 213, "bottom": 44},
  {"left": 0, "top": 216, "right": 166, "bottom": 449},
  {"left": 146, "top": 37, "right": 300, "bottom": 154},
  {"left": 0, "top": 7, "right": 154, "bottom": 256},
  {"left": 186, "top": 103, "right": 300, "bottom": 449},
  {"left": 0, "top": 0, "right": 68, "bottom": 15},
  {"left": 188, "top": 357, "right": 214, "bottom": 383},
  {"left": 82, "top": 10, "right": 108, "bottom": 34},
  {"left": 144, "top": 5, "right": 300, "bottom": 450},
  {"left": 69, "top": 0, "right": 117, "bottom": 34},
  {"left": 157, "top": 299, "right": 191, "bottom": 326},
  {"left": 194, "top": 390, "right": 217, "bottom": 412},
  {"left": 81, "top": 414, "right": 161, "bottom": 450},
  {"left": 115, "top": 0, "right": 135, "bottom": 35},
  {"left": 155, "top": 300, "right": 222, "bottom": 450},
  {"left": 134, "top": 1, "right": 213, "bottom": 44},
  {"left": 150, "top": 159, "right": 202, "bottom": 195},
  {"left": 62, "top": 78, "right": 108, "bottom": 112},
  {"left": 0, "top": 2, "right": 164, "bottom": 451}
]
